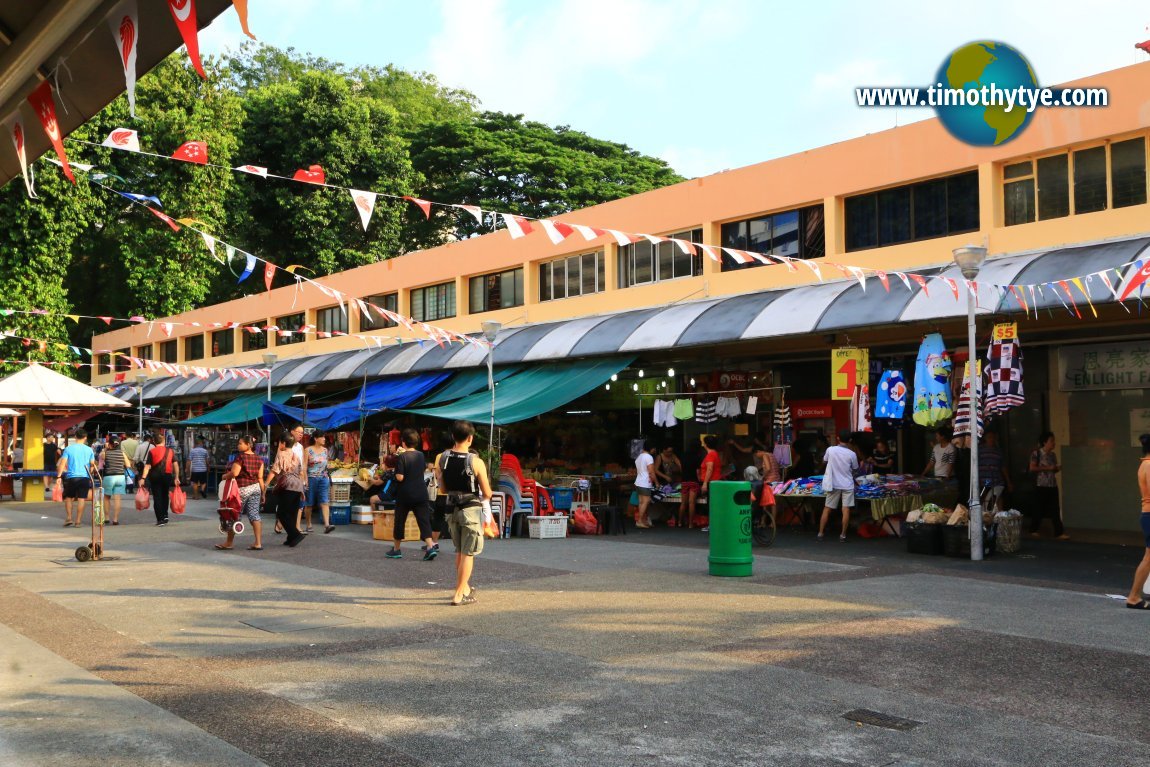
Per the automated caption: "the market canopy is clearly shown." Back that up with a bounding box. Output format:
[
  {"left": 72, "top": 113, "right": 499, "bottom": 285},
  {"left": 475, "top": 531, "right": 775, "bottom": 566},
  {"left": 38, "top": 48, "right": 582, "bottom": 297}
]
[
  {"left": 0, "top": 363, "right": 130, "bottom": 409},
  {"left": 401, "top": 357, "right": 634, "bottom": 426},
  {"left": 262, "top": 372, "right": 449, "bottom": 431},
  {"left": 414, "top": 365, "right": 523, "bottom": 407},
  {"left": 182, "top": 390, "right": 294, "bottom": 426}
]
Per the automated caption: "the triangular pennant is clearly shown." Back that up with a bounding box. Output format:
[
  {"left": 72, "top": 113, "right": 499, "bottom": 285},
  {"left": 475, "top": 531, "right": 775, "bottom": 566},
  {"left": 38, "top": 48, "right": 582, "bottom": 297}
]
[
  {"left": 351, "top": 189, "right": 376, "bottom": 230},
  {"left": 605, "top": 229, "right": 638, "bottom": 247},
  {"left": 264, "top": 262, "right": 276, "bottom": 292},
  {"left": 26, "top": 81, "right": 73, "bottom": 183},
  {"left": 235, "top": 163, "right": 268, "bottom": 177},
  {"left": 232, "top": 0, "right": 256, "bottom": 39},
  {"left": 457, "top": 204, "right": 483, "bottom": 224},
  {"left": 147, "top": 207, "right": 181, "bottom": 231},
  {"left": 875, "top": 270, "right": 890, "bottom": 292},
  {"left": 171, "top": 140, "right": 208, "bottom": 164},
  {"left": 672, "top": 238, "right": 697, "bottom": 256},
  {"left": 167, "top": 0, "right": 206, "bottom": 79},
  {"left": 292, "top": 164, "right": 325, "bottom": 184},
  {"left": 1058, "top": 280, "right": 1082, "bottom": 319},
  {"left": 102, "top": 127, "right": 140, "bottom": 152},
  {"left": 107, "top": 1, "right": 140, "bottom": 117},
  {"left": 237, "top": 252, "right": 256, "bottom": 283},
  {"left": 908, "top": 273, "right": 929, "bottom": 296},
  {"left": 939, "top": 277, "right": 959, "bottom": 301},
  {"left": 1071, "top": 277, "right": 1097, "bottom": 318},
  {"left": 403, "top": 195, "right": 432, "bottom": 219},
  {"left": 8, "top": 114, "right": 36, "bottom": 198},
  {"left": 200, "top": 232, "right": 219, "bottom": 261},
  {"left": 540, "top": 220, "right": 574, "bottom": 245},
  {"left": 571, "top": 224, "right": 601, "bottom": 242},
  {"left": 846, "top": 266, "right": 867, "bottom": 290},
  {"left": 801, "top": 260, "right": 823, "bottom": 282},
  {"left": 502, "top": 213, "right": 534, "bottom": 239},
  {"left": 721, "top": 247, "right": 751, "bottom": 265},
  {"left": 1119, "top": 260, "right": 1150, "bottom": 301},
  {"left": 698, "top": 244, "right": 721, "bottom": 263}
]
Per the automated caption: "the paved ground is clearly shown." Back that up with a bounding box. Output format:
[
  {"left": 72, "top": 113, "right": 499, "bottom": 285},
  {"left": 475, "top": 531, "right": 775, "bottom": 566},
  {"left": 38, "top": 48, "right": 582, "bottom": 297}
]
[{"left": 2, "top": 497, "right": 1148, "bottom": 767}]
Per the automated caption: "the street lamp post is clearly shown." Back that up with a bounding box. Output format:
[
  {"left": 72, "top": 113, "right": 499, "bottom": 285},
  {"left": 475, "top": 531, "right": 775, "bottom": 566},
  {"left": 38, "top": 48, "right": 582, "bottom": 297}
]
[
  {"left": 135, "top": 373, "right": 148, "bottom": 437},
  {"left": 481, "top": 321, "right": 502, "bottom": 449},
  {"left": 263, "top": 352, "right": 277, "bottom": 447},
  {"left": 953, "top": 245, "right": 988, "bottom": 562}
]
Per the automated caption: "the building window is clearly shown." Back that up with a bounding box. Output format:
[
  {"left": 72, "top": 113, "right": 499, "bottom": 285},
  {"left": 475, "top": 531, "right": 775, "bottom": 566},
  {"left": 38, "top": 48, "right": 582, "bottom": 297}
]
[
  {"left": 275, "top": 313, "right": 305, "bottom": 345},
  {"left": 1073, "top": 146, "right": 1107, "bottom": 214},
  {"left": 242, "top": 324, "right": 268, "bottom": 352},
  {"left": 359, "top": 293, "right": 398, "bottom": 330},
  {"left": 1003, "top": 161, "right": 1035, "bottom": 226},
  {"left": 410, "top": 282, "right": 456, "bottom": 322},
  {"left": 316, "top": 306, "right": 348, "bottom": 335},
  {"left": 115, "top": 348, "right": 130, "bottom": 373},
  {"left": 211, "top": 329, "right": 234, "bottom": 357},
  {"left": 722, "top": 206, "right": 825, "bottom": 271},
  {"left": 540, "top": 251, "right": 605, "bottom": 301},
  {"left": 469, "top": 268, "right": 524, "bottom": 313},
  {"left": 184, "top": 335, "right": 204, "bottom": 361},
  {"left": 159, "top": 340, "right": 177, "bottom": 363},
  {"left": 618, "top": 228, "right": 703, "bottom": 288},
  {"left": 1111, "top": 137, "right": 1147, "bottom": 209},
  {"left": 845, "top": 171, "right": 979, "bottom": 252},
  {"left": 135, "top": 344, "right": 152, "bottom": 360},
  {"left": 97, "top": 353, "right": 111, "bottom": 374}
]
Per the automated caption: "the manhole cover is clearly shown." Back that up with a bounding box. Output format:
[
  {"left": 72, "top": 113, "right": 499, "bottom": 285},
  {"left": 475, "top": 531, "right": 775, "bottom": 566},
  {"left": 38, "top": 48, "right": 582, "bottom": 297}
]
[
  {"left": 842, "top": 709, "right": 923, "bottom": 731},
  {"left": 241, "top": 610, "right": 360, "bottom": 634}
]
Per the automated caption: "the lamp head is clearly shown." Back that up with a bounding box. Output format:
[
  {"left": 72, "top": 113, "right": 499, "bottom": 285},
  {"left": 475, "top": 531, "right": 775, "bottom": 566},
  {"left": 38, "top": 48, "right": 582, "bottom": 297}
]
[
  {"left": 481, "top": 320, "right": 502, "bottom": 343},
  {"left": 262, "top": 352, "right": 278, "bottom": 367},
  {"left": 952, "top": 245, "right": 987, "bottom": 280},
  {"left": 135, "top": 373, "right": 148, "bottom": 385}
]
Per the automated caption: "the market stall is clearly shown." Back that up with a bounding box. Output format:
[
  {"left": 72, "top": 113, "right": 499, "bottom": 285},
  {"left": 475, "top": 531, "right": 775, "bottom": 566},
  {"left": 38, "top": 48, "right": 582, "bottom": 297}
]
[{"left": 769, "top": 473, "right": 950, "bottom": 535}]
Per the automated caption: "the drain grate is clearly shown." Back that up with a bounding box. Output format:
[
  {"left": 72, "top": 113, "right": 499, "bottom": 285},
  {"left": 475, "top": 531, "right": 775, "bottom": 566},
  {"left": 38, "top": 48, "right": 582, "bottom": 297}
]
[{"left": 842, "top": 709, "right": 923, "bottom": 731}]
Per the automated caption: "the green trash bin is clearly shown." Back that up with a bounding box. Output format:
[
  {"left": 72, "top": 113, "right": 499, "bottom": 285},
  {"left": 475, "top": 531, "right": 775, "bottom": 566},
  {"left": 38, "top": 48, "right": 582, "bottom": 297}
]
[{"left": 708, "top": 480, "right": 753, "bottom": 577}]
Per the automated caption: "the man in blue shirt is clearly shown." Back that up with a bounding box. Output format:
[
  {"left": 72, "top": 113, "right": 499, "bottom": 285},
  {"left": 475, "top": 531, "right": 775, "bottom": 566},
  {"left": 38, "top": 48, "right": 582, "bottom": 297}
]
[{"left": 56, "top": 428, "right": 97, "bottom": 527}]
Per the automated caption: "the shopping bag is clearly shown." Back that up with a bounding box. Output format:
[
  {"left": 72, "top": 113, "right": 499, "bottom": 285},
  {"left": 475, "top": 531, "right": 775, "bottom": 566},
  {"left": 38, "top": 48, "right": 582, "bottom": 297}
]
[
  {"left": 572, "top": 507, "right": 600, "bottom": 535},
  {"left": 170, "top": 485, "right": 187, "bottom": 514},
  {"left": 134, "top": 486, "right": 151, "bottom": 511},
  {"left": 481, "top": 501, "right": 500, "bottom": 539},
  {"left": 51, "top": 481, "right": 63, "bottom": 502}
]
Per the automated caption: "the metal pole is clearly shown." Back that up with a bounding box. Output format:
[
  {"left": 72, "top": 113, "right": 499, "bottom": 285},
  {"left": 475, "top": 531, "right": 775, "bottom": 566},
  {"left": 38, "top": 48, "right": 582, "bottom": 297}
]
[
  {"left": 488, "top": 347, "right": 495, "bottom": 447},
  {"left": 967, "top": 283, "right": 984, "bottom": 561},
  {"left": 266, "top": 367, "right": 272, "bottom": 447},
  {"left": 137, "top": 380, "right": 144, "bottom": 437}
]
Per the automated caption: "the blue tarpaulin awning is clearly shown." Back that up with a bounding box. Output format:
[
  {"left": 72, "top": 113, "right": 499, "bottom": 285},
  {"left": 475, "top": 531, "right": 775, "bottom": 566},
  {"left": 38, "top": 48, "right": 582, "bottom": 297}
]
[
  {"left": 262, "top": 372, "right": 448, "bottom": 431},
  {"left": 182, "top": 391, "right": 294, "bottom": 425}
]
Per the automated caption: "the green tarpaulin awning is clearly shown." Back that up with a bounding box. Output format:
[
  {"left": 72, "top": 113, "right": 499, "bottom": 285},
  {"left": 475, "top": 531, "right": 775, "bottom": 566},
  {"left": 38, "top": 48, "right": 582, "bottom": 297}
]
[
  {"left": 400, "top": 357, "right": 634, "bottom": 426},
  {"left": 182, "top": 390, "right": 293, "bottom": 425},
  {"left": 416, "top": 365, "right": 524, "bottom": 407}
]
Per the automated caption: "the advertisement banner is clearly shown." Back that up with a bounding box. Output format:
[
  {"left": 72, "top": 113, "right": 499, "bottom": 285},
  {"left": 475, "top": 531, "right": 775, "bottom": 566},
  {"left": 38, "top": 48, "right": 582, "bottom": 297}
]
[{"left": 831, "top": 347, "right": 869, "bottom": 400}]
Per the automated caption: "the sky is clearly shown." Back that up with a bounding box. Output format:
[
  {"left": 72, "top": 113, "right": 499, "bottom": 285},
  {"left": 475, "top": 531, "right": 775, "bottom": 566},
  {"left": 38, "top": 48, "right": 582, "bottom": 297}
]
[{"left": 200, "top": 0, "right": 1150, "bottom": 178}]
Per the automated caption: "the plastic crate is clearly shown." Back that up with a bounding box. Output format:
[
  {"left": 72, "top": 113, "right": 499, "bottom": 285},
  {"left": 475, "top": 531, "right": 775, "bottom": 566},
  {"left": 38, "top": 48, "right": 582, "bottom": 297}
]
[
  {"left": 903, "top": 522, "right": 945, "bottom": 555},
  {"left": 527, "top": 515, "right": 568, "bottom": 539},
  {"left": 549, "top": 486, "right": 574, "bottom": 510},
  {"left": 330, "top": 478, "right": 354, "bottom": 505},
  {"left": 328, "top": 505, "right": 351, "bottom": 525},
  {"left": 372, "top": 510, "right": 423, "bottom": 541}
]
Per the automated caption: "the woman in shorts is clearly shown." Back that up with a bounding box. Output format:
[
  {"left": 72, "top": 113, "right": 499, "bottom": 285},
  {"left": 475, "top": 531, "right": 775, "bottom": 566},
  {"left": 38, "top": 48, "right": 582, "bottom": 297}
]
[
  {"left": 304, "top": 433, "right": 333, "bottom": 534},
  {"left": 99, "top": 435, "right": 127, "bottom": 525},
  {"left": 216, "top": 435, "right": 265, "bottom": 551}
]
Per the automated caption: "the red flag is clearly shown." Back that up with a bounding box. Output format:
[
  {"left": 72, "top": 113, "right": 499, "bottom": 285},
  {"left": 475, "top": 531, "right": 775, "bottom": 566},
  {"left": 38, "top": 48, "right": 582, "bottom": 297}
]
[
  {"left": 403, "top": 195, "right": 432, "bottom": 219},
  {"left": 232, "top": 0, "right": 256, "bottom": 39},
  {"left": 1058, "top": 280, "right": 1082, "bottom": 319},
  {"left": 167, "top": 0, "right": 206, "bottom": 79},
  {"left": 502, "top": 214, "right": 534, "bottom": 239},
  {"left": 1118, "top": 261, "right": 1150, "bottom": 301},
  {"left": 293, "top": 165, "right": 325, "bottom": 184},
  {"left": 171, "top": 140, "right": 208, "bottom": 164},
  {"left": 908, "top": 273, "right": 929, "bottom": 296},
  {"left": 1137, "top": 39, "right": 1150, "bottom": 55},
  {"left": 99, "top": 316, "right": 113, "bottom": 325},
  {"left": 875, "top": 270, "right": 890, "bottom": 292},
  {"left": 147, "top": 207, "right": 181, "bottom": 231},
  {"left": 264, "top": 262, "right": 275, "bottom": 292},
  {"left": 114, "top": 373, "right": 126, "bottom": 383},
  {"left": 26, "top": 81, "right": 73, "bottom": 183},
  {"left": 107, "top": 1, "right": 140, "bottom": 117},
  {"left": 941, "top": 277, "right": 960, "bottom": 300}
]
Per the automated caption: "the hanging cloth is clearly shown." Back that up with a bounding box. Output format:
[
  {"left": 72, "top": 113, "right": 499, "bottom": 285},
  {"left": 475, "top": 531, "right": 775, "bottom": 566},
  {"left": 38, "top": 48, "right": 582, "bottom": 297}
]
[
  {"left": 672, "top": 398, "right": 694, "bottom": 420},
  {"left": 984, "top": 336, "right": 1024, "bottom": 416},
  {"left": 953, "top": 363, "right": 984, "bottom": 438},
  {"left": 874, "top": 369, "right": 907, "bottom": 420},
  {"left": 746, "top": 395, "right": 758, "bottom": 416},
  {"left": 695, "top": 399, "right": 718, "bottom": 424},
  {"left": 912, "top": 333, "right": 953, "bottom": 427},
  {"left": 851, "top": 384, "right": 872, "bottom": 432},
  {"left": 773, "top": 396, "right": 793, "bottom": 445}
]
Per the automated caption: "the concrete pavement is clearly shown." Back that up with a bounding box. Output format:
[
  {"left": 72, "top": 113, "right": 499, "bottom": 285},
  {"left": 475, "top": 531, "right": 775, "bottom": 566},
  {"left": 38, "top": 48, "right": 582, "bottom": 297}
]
[{"left": 1, "top": 497, "right": 1148, "bottom": 766}]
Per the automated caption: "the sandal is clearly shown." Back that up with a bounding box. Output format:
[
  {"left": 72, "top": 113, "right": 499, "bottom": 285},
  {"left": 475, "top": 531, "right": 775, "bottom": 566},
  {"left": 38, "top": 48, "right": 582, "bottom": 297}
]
[
  {"left": 305, "top": 527, "right": 314, "bottom": 533},
  {"left": 450, "top": 594, "right": 478, "bottom": 606},
  {"left": 324, "top": 525, "right": 335, "bottom": 534},
  {"left": 247, "top": 545, "right": 263, "bottom": 551},
  {"left": 63, "top": 521, "right": 73, "bottom": 527},
  {"left": 213, "top": 544, "right": 233, "bottom": 550},
  {"left": 1126, "top": 600, "right": 1150, "bottom": 610}
]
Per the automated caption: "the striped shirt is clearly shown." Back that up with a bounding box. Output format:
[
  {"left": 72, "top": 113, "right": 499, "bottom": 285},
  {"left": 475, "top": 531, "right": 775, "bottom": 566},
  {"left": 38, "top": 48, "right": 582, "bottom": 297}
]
[
  {"left": 695, "top": 399, "right": 718, "bottom": 424},
  {"left": 103, "top": 448, "right": 126, "bottom": 476},
  {"left": 189, "top": 446, "right": 210, "bottom": 473}
]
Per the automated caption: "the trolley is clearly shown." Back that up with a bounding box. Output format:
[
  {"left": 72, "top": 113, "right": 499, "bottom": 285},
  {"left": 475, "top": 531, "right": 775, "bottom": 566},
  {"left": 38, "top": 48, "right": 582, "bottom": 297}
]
[{"left": 75, "top": 466, "right": 119, "bottom": 561}]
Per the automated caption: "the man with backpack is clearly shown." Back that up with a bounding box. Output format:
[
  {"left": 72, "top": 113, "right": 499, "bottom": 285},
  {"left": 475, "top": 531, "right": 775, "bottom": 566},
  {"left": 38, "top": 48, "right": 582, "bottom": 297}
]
[
  {"left": 440, "top": 421, "right": 494, "bottom": 606},
  {"left": 140, "top": 432, "right": 181, "bottom": 526}
]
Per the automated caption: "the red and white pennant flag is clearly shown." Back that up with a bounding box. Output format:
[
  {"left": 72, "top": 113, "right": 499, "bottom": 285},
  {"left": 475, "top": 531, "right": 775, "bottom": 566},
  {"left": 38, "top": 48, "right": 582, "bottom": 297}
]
[
  {"left": 167, "top": 0, "right": 206, "bottom": 79},
  {"left": 351, "top": 189, "right": 376, "bottom": 230},
  {"left": 102, "top": 127, "right": 140, "bottom": 152},
  {"left": 8, "top": 114, "right": 36, "bottom": 198},
  {"left": 107, "top": 1, "right": 139, "bottom": 117},
  {"left": 501, "top": 213, "right": 534, "bottom": 239}
]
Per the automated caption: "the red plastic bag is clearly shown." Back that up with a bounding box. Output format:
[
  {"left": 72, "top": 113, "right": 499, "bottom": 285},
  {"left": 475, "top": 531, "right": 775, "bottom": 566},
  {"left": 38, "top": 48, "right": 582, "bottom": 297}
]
[
  {"left": 171, "top": 485, "right": 187, "bottom": 515},
  {"left": 134, "top": 486, "right": 151, "bottom": 511},
  {"left": 51, "top": 481, "right": 63, "bottom": 502},
  {"left": 571, "top": 507, "right": 600, "bottom": 535}
]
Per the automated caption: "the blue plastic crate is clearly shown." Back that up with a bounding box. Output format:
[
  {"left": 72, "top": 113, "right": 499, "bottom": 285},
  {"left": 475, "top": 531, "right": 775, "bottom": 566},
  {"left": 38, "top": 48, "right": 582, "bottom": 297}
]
[
  {"left": 329, "top": 505, "right": 351, "bottom": 525},
  {"left": 549, "top": 486, "right": 574, "bottom": 510}
]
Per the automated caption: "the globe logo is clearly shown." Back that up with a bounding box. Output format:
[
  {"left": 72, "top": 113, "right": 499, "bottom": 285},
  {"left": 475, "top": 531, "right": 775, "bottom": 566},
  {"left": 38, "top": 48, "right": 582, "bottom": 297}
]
[{"left": 934, "top": 41, "right": 1039, "bottom": 146}]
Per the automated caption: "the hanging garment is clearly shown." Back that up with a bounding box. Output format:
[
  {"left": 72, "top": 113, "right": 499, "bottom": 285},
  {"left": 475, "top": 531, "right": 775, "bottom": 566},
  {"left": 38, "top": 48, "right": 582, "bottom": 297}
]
[
  {"left": 984, "top": 337, "right": 1024, "bottom": 416},
  {"left": 746, "top": 395, "right": 758, "bottom": 416},
  {"left": 851, "top": 384, "right": 872, "bottom": 432},
  {"left": 672, "top": 398, "right": 694, "bottom": 420},
  {"left": 652, "top": 399, "right": 678, "bottom": 428},
  {"left": 874, "top": 369, "right": 907, "bottom": 420},
  {"left": 912, "top": 333, "right": 953, "bottom": 427},
  {"left": 695, "top": 399, "right": 718, "bottom": 424},
  {"left": 715, "top": 396, "right": 742, "bottom": 419},
  {"left": 772, "top": 443, "right": 792, "bottom": 467},
  {"left": 953, "top": 366, "right": 984, "bottom": 438},
  {"left": 773, "top": 398, "right": 793, "bottom": 445}
]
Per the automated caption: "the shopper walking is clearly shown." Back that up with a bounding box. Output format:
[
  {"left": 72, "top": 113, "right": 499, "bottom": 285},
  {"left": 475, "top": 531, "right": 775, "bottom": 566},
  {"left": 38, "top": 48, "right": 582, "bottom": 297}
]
[
  {"left": 817, "top": 430, "right": 858, "bottom": 542},
  {"left": 266, "top": 434, "right": 307, "bottom": 547},
  {"left": 55, "top": 429, "right": 97, "bottom": 527},
  {"left": 386, "top": 429, "right": 437, "bottom": 560},
  {"left": 440, "top": 421, "right": 493, "bottom": 606},
  {"left": 140, "top": 432, "right": 180, "bottom": 526},
  {"left": 99, "top": 435, "right": 127, "bottom": 525},
  {"left": 304, "top": 433, "right": 333, "bottom": 534},
  {"left": 1125, "top": 433, "right": 1150, "bottom": 610},
  {"left": 633, "top": 441, "right": 657, "bottom": 528},
  {"left": 216, "top": 435, "right": 265, "bottom": 551},
  {"left": 1028, "top": 431, "right": 1068, "bottom": 539},
  {"left": 41, "top": 434, "right": 59, "bottom": 490},
  {"left": 186, "top": 439, "right": 210, "bottom": 499}
]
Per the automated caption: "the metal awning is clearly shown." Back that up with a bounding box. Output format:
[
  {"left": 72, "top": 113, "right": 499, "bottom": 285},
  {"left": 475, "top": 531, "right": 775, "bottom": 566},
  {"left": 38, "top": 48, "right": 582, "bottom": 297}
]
[
  {"left": 0, "top": 0, "right": 234, "bottom": 187},
  {"left": 134, "top": 236, "right": 1150, "bottom": 401}
]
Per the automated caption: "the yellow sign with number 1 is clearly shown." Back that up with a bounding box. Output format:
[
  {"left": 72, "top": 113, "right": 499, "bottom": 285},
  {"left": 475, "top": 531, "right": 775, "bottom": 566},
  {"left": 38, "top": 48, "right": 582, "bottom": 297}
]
[{"left": 831, "top": 347, "right": 869, "bottom": 401}]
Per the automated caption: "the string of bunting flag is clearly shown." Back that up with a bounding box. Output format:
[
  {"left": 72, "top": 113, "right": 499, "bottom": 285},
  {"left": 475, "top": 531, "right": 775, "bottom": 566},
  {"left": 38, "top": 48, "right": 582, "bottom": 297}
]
[{"left": 51, "top": 130, "right": 1150, "bottom": 322}]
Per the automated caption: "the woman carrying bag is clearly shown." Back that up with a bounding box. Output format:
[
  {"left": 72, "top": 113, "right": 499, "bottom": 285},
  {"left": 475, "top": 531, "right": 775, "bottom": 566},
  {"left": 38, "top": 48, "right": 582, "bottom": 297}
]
[
  {"left": 266, "top": 434, "right": 308, "bottom": 548},
  {"left": 140, "top": 433, "right": 180, "bottom": 527}
]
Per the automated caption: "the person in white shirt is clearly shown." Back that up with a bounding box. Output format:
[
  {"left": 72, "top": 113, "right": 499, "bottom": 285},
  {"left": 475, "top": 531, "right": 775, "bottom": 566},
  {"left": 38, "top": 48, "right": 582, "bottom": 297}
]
[
  {"left": 633, "top": 441, "right": 657, "bottom": 529},
  {"left": 818, "top": 430, "right": 859, "bottom": 542}
]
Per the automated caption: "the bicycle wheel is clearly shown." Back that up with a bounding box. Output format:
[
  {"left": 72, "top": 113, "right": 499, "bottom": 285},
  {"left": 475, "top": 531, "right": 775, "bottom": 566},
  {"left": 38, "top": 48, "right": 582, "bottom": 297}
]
[{"left": 752, "top": 506, "right": 776, "bottom": 547}]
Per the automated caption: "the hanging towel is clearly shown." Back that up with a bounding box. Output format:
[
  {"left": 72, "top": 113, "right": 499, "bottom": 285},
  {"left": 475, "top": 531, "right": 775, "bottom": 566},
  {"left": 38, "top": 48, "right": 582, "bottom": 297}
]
[
  {"left": 984, "top": 336, "right": 1024, "bottom": 416},
  {"left": 874, "top": 369, "right": 907, "bottom": 420},
  {"left": 912, "top": 333, "right": 953, "bottom": 427},
  {"left": 851, "top": 384, "right": 872, "bottom": 432},
  {"left": 672, "top": 398, "right": 694, "bottom": 420},
  {"left": 746, "top": 395, "right": 758, "bottom": 416},
  {"left": 773, "top": 398, "right": 793, "bottom": 445}
]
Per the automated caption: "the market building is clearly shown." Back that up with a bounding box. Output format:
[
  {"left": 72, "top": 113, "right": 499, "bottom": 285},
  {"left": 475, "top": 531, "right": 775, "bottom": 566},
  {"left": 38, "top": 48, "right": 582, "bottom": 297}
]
[{"left": 90, "top": 60, "right": 1150, "bottom": 537}]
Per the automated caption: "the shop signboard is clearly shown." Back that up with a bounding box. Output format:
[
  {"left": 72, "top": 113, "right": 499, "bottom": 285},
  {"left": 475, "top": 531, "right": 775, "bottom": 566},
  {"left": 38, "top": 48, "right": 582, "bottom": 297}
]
[
  {"left": 831, "top": 347, "right": 869, "bottom": 400},
  {"left": 792, "top": 400, "right": 833, "bottom": 419},
  {"left": 1058, "top": 341, "right": 1150, "bottom": 391},
  {"left": 718, "top": 371, "right": 748, "bottom": 390}
]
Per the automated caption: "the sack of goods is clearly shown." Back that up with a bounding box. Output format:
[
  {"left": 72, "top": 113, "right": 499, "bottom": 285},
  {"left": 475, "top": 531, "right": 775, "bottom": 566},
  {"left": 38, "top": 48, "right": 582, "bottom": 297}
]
[
  {"left": 994, "top": 509, "right": 1024, "bottom": 553},
  {"left": 947, "top": 505, "right": 970, "bottom": 526}
]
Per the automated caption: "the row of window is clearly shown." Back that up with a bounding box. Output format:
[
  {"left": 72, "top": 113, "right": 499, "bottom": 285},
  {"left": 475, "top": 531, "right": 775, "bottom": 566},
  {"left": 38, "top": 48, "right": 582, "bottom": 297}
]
[{"left": 721, "top": 206, "right": 825, "bottom": 269}]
